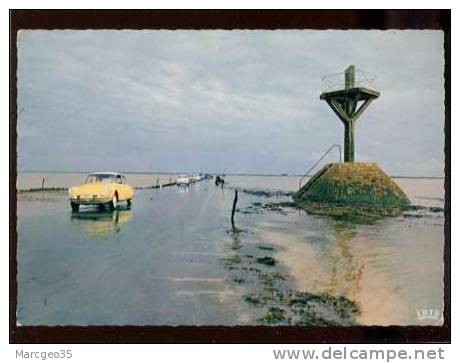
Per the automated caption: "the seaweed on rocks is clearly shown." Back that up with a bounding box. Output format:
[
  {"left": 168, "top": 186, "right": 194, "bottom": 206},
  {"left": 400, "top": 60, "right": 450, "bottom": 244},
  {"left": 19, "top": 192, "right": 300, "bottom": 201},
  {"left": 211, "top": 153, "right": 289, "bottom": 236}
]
[
  {"left": 241, "top": 189, "right": 294, "bottom": 198},
  {"left": 259, "top": 307, "right": 288, "bottom": 324},
  {"left": 220, "top": 236, "right": 359, "bottom": 326},
  {"left": 258, "top": 245, "right": 275, "bottom": 251},
  {"left": 257, "top": 256, "right": 276, "bottom": 266}
]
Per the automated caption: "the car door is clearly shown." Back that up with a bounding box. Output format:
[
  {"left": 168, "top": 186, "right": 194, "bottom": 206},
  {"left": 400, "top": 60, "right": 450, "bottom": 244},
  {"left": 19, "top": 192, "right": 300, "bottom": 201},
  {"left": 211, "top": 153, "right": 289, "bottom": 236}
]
[
  {"left": 115, "top": 174, "right": 126, "bottom": 201},
  {"left": 123, "top": 176, "right": 133, "bottom": 199}
]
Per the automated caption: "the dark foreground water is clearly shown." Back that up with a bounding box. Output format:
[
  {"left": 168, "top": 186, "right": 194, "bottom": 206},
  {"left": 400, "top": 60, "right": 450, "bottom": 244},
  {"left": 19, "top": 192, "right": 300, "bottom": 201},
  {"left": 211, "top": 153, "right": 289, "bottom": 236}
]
[{"left": 17, "top": 174, "right": 444, "bottom": 326}]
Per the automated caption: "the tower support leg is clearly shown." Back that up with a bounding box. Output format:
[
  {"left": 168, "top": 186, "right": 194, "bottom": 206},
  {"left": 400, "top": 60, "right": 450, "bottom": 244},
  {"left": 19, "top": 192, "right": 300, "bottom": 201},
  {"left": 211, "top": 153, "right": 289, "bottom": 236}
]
[{"left": 344, "top": 122, "right": 355, "bottom": 162}]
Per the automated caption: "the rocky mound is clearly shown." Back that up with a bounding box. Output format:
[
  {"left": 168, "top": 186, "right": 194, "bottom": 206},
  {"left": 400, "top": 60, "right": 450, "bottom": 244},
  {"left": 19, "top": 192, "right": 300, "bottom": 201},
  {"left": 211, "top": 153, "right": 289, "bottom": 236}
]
[{"left": 293, "top": 163, "right": 410, "bottom": 215}]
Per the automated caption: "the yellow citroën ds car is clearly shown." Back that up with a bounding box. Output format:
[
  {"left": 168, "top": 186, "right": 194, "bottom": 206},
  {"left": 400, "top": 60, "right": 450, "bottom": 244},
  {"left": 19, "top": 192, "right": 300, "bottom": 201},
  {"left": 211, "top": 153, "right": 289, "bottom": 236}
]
[{"left": 68, "top": 172, "right": 134, "bottom": 212}]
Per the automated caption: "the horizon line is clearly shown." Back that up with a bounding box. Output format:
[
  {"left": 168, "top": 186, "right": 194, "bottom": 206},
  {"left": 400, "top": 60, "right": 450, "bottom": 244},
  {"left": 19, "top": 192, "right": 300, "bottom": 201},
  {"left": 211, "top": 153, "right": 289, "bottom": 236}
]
[{"left": 16, "top": 169, "right": 445, "bottom": 179}]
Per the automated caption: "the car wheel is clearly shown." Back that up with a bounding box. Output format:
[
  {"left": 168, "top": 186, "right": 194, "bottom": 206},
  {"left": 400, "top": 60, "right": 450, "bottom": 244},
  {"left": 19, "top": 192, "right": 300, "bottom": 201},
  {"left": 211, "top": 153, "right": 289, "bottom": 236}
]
[
  {"left": 70, "top": 202, "right": 79, "bottom": 212},
  {"left": 109, "top": 194, "right": 118, "bottom": 210},
  {"left": 127, "top": 199, "right": 131, "bottom": 207}
]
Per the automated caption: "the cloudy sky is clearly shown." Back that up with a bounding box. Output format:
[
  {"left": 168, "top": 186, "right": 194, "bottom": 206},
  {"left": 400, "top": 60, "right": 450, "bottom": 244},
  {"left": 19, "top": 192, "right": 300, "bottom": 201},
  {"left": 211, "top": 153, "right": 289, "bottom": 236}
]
[{"left": 17, "top": 30, "right": 444, "bottom": 176}]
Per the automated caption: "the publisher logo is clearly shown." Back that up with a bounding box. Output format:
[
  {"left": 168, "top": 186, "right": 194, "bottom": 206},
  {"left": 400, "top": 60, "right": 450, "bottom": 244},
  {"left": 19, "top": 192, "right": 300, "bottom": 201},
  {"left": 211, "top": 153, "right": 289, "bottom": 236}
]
[{"left": 416, "top": 308, "right": 443, "bottom": 325}]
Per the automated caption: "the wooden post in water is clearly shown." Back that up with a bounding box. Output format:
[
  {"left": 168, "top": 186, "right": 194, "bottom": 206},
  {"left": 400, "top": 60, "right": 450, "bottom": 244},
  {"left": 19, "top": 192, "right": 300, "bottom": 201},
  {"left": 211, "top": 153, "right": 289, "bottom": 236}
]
[
  {"left": 231, "top": 190, "right": 238, "bottom": 231},
  {"left": 41, "top": 177, "right": 45, "bottom": 189}
]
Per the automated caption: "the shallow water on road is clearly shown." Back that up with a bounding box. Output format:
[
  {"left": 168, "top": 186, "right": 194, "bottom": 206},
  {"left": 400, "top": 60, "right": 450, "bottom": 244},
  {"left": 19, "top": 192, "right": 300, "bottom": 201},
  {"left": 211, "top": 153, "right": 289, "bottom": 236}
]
[{"left": 16, "top": 175, "right": 444, "bottom": 326}]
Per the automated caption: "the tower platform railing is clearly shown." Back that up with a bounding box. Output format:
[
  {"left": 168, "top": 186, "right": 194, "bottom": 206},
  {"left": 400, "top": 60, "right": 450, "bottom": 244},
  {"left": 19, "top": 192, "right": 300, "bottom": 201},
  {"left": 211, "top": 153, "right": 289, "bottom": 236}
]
[
  {"left": 321, "top": 68, "right": 377, "bottom": 93},
  {"left": 298, "top": 144, "right": 342, "bottom": 189}
]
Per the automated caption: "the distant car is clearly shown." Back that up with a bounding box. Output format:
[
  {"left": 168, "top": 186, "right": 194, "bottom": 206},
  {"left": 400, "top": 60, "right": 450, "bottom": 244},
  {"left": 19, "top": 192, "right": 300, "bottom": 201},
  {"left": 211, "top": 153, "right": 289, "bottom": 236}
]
[
  {"left": 176, "top": 175, "right": 190, "bottom": 186},
  {"left": 68, "top": 172, "right": 134, "bottom": 212},
  {"left": 190, "top": 174, "right": 202, "bottom": 182}
]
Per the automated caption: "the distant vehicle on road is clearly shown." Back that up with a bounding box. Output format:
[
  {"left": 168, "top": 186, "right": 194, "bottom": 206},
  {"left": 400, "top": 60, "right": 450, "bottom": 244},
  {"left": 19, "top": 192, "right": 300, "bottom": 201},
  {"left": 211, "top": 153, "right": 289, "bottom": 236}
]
[
  {"left": 68, "top": 172, "right": 134, "bottom": 212},
  {"left": 190, "top": 173, "right": 202, "bottom": 182},
  {"left": 176, "top": 175, "right": 190, "bottom": 186}
]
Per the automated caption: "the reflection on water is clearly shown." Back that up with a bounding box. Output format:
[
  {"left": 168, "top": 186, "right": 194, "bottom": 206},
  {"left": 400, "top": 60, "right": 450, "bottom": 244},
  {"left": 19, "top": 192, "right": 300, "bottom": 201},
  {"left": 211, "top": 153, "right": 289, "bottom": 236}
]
[
  {"left": 311, "top": 221, "right": 408, "bottom": 325},
  {"left": 261, "top": 214, "right": 444, "bottom": 326},
  {"left": 70, "top": 207, "right": 133, "bottom": 239},
  {"left": 320, "top": 223, "right": 363, "bottom": 299}
]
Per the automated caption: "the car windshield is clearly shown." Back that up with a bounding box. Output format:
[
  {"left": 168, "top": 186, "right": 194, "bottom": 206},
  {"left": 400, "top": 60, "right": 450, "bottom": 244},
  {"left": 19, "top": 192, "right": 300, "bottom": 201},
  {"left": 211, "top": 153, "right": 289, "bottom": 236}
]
[{"left": 85, "top": 174, "right": 116, "bottom": 184}]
